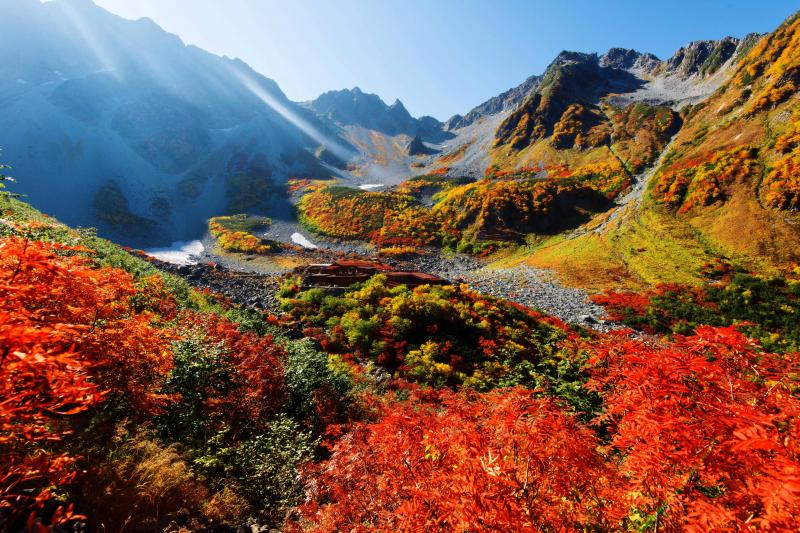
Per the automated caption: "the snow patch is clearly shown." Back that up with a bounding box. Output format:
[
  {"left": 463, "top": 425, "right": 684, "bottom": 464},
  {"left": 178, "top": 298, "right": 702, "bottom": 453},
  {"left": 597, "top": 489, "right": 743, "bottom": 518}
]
[
  {"left": 144, "top": 240, "right": 204, "bottom": 265},
  {"left": 291, "top": 232, "right": 318, "bottom": 249}
]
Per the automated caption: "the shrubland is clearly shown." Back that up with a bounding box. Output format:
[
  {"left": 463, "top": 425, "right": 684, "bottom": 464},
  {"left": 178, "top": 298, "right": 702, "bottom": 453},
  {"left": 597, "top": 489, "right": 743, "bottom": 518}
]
[
  {"left": 208, "top": 214, "right": 280, "bottom": 254},
  {"left": 0, "top": 196, "right": 354, "bottom": 531},
  {"left": 5, "top": 12, "right": 800, "bottom": 532},
  {"left": 3, "top": 171, "right": 800, "bottom": 531}
]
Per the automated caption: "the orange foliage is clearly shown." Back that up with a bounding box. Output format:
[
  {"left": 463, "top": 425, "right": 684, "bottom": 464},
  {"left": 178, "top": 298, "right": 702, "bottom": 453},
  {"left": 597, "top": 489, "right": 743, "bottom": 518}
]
[
  {"left": 589, "top": 327, "right": 800, "bottom": 530},
  {"left": 550, "top": 103, "right": 608, "bottom": 149},
  {"left": 208, "top": 216, "right": 278, "bottom": 255},
  {"left": 741, "top": 14, "right": 800, "bottom": 115},
  {"left": 763, "top": 149, "right": 800, "bottom": 210},
  {"left": 180, "top": 312, "right": 286, "bottom": 427},
  {"left": 0, "top": 237, "right": 173, "bottom": 515},
  {"left": 298, "top": 388, "right": 619, "bottom": 532},
  {"left": 298, "top": 327, "right": 800, "bottom": 531},
  {"left": 763, "top": 107, "right": 800, "bottom": 209},
  {"left": 654, "top": 147, "right": 759, "bottom": 212},
  {"left": 298, "top": 187, "right": 417, "bottom": 240}
]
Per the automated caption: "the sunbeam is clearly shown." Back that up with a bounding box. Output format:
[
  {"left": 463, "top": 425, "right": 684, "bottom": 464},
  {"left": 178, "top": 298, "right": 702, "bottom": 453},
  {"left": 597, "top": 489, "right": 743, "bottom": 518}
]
[
  {"left": 228, "top": 63, "right": 352, "bottom": 162},
  {"left": 57, "top": 0, "right": 120, "bottom": 78}
]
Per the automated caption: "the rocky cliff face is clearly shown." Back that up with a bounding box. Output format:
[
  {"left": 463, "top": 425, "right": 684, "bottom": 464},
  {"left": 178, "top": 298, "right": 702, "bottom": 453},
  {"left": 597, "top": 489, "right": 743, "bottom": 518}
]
[
  {"left": 429, "top": 33, "right": 764, "bottom": 178},
  {"left": 446, "top": 74, "right": 542, "bottom": 130},
  {"left": 493, "top": 51, "right": 644, "bottom": 149},
  {"left": 439, "top": 34, "right": 761, "bottom": 163},
  {"left": 306, "top": 87, "right": 449, "bottom": 143}
]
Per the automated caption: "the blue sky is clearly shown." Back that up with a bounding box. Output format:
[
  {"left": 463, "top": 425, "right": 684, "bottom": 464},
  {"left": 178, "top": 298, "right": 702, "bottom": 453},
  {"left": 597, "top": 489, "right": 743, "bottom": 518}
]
[{"left": 91, "top": 0, "right": 798, "bottom": 120}]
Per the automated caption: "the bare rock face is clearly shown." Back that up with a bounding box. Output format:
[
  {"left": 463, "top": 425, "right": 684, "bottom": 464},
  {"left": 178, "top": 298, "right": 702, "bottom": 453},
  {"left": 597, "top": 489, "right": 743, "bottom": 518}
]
[
  {"left": 490, "top": 33, "right": 764, "bottom": 153},
  {"left": 448, "top": 74, "right": 542, "bottom": 131},
  {"left": 307, "top": 87, "right": 448, "bottom": 142},
  {"left": 494, "top": 52, "right": 644, "bottom": 149},
  {"left": 405, "top": 134, "right": 431, "bottom": 156},
  {"left": 444, "top": 114, "right": 465, "bottom": 131},
  {"left": 599, "top": 48, "right": 660, "bottom": 72}
]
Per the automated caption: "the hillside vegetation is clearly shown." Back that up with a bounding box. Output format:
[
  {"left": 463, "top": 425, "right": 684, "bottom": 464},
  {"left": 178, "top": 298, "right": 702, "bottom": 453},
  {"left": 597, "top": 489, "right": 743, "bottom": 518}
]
[
  {"left": 4, "top": 185, "right": 800, "bottom": 530},
  {"left": 3, "top": 8, "right": 800, "bottom": 533}
]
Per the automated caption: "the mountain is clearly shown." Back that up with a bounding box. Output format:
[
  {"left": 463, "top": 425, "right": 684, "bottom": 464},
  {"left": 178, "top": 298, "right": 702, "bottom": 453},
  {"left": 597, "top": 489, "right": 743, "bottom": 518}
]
[
  {"left": 0, "top": 0, "right": 359, "bottom": 246},
  {"left": 295, "top": 13, "right": 798, "bottom": 290},
  {"left": 0, "top": 0, "right": 794, "bottom": 266},
  {"left": 306, "top": 87, "right": 448, "bottom": 141},
  {"left": 6, "top": 8, "right": 800, "bottom": 532},
  {"left": 493, "top": 36, "right": 759, "bottom": 154},
  {"left": 0, "top": 0, "right": 447, "bottom": 247},
  {"left": 503, "top": 14, "right": 800, "bottom": 288},
  {"left": 445, "top": 73, "right": 542, "bottom": 130},
  {"left": 424, "top": 34, "right": 761, "bottom": 179}
]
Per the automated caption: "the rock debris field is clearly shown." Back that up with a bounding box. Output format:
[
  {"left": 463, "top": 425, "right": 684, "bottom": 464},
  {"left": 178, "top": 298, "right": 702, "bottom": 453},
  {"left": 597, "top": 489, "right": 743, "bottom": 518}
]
[{"left": 403, "top": 253, "right": 619, "bottom": 331}]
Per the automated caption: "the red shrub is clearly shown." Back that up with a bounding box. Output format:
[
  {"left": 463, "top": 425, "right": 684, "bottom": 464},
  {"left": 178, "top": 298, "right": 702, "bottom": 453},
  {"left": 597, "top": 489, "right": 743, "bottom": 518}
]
[
  {"left": 589, "top": 327, "right": 800, "bottom": 531},
  {"left": 296, "top": 388, "right": 621, "bottom": 532},
  {"left": 0, "top": 237, "right": 173, "bottom": 516}
]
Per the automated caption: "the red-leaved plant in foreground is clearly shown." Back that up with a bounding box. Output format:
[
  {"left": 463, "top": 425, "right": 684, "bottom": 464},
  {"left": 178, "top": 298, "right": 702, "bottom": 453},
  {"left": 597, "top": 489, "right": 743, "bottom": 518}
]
[
  {"left": 296, "top": 327, "right": 800, "bottom": 532},
  {"left": 589, "top": 326, "right": 800, "bottom": 531},
  {"left": 296, "top": 387, "right": 622, "bottom": 532},
  {"left": 0, "top": 237, "right": 173, "bottom": 523}
]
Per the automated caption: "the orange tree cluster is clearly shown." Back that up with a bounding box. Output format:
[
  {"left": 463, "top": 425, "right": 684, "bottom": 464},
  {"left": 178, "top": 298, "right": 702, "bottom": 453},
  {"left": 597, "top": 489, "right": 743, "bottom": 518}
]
[
  {"left": 653, "top": 146, "right": 759, "bottom": 213},
  {"left": 4, "top": 202, "right": 800, "bottom": 530},
  {"left": 297, "top": 186, "right": 417, "bottom": 240},
  {"left": 741, "top": 12, "right": 799, "bottom": 116},
  {"left": 208, "top": 214, "right": 280, "bottom": 254},
  {"left": 0, "top": 237, "right": 173, "bottom": 526},
  {"left": 298, "top": 164, "right": 630, "bottom": 255},
  {"left": 606, "top": 102, "right": 680, "bottom": 173},
  {"left": 591, "top": 262, "right": 800, "bottom": 352},
  {"left": 288, "top": 316, "right": 800, "bottom": 531},
  {"left": 762, "top": 106, "right": 800, "bottom": 210}
]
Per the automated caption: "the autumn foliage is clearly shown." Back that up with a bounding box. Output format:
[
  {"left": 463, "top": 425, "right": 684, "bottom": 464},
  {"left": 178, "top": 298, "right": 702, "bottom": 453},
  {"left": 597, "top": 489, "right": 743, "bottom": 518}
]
[
  {"left": 0, "top": 237, "right": 173, "bottom": 518},
  {"left": 589, "top": 327, "right": 800, "bottom": 530},
  {"left": 297, "top": 327, "right": 800, "bottom": 531},
  {"left": 298, "top": 388, "right": 619, "bottom": 532},
  {"left": 209, "top": 214, "right": 279, "bottom": 254},
  {"left": 654, "top": 147, "right": 759, "bottom": 212},
  {"left": 592, "top": 266, "right": 800, "bottom": 352},
  {"left": 762, "top": 106, "right": 800, "bottom": 210},
  {"left": 280, "top": 274, "right": 581, "bottom": 393}
]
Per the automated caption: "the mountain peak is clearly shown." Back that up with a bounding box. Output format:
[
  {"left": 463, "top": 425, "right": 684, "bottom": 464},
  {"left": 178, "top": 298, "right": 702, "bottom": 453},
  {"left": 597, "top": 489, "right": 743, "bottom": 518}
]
[
  {"left": 551, "top": 50, "right": 596, "bottom": 67},
  {"left": 600, "top": 48, "right": 660, "bottom": 71},
  {"left": 664, "top": 36, "right": 743, "bottom": 77},
  {"left": 308, "top": 88, "right": 443, "bottom": 139}
]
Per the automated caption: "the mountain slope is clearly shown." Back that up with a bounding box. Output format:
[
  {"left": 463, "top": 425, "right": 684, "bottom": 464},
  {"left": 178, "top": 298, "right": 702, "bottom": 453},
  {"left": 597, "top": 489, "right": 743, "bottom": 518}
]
[
  {"left": 0, "top": 0, "right": 452, "bottom": 247},
  {"left": 0, "top": 0, "right": 356, "bottom": 246},
  {"left": 306, "top": 87, "right": 448, "bottom": 141},
  {"left": 517, "top": 13, "right": 800, "bottom": 289},
  {"left": 428, "top": 35, "right": 759, "bottom": 179}
]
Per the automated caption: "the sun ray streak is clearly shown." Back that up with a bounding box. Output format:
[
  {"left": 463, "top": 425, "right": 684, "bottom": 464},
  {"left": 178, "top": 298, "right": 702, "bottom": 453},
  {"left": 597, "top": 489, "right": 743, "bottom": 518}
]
[{"left": 228, "top": 64, "right": 352, "bottom": 162}]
